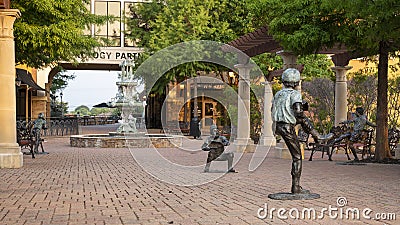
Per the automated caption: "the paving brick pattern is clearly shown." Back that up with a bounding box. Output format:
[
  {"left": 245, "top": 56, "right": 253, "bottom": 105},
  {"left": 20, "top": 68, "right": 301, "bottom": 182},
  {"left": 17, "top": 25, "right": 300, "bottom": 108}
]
[{"left": 0, "top": 125, "right": 399, "bottom": 225}]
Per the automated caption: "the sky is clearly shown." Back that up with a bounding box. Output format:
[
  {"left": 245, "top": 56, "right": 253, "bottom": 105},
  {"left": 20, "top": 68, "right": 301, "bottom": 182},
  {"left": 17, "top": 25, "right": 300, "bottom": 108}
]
[
  {"left": 62, "top": 70, "right": 145, "bottom": 112},
  {"left": 62, "top": 70, "right": 120, "bottom": 111}
]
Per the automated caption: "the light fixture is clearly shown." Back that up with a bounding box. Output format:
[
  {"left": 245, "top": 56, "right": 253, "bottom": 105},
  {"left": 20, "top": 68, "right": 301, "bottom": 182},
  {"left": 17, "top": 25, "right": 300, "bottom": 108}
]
[
  {"left": 179, "top": 83, "right": 185, "bottom": 89},
  {"left": 228, "top": 72, "right": 235, "bottom": 78},
  {"left": 15, "top": 77, "right": 22, "bottom": 87}
]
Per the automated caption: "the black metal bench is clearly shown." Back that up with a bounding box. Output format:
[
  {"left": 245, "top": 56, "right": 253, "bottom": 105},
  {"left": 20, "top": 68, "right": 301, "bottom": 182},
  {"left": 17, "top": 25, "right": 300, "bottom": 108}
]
[
  {"left": 297, "top": 127, "right": 334, "bottom": 161},
  {"left": 308, "top": 142, "right": 332, "bottom": 161},
  {"left": 328, "top": 125, "right": 351, "bottom": 161},
  {"left": 17, "top": 121, "right": 35, "bottom": 158},
  {"left": 16, "top": 121, "right": 46, "bottom": 158},
  {"left": 306, "top": 125, "right": 375, "bottom": 161},
  {"left": 356, "top": 128, "right": 375, "bottom": 160}
]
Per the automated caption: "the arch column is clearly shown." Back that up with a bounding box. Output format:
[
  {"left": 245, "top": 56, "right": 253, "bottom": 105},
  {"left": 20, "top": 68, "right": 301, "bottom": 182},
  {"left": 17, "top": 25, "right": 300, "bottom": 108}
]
[
  {"left": 234, "top": 63, "right": 252, "bottom": 146},
  {"left": 277, "top": 50, "right": 300, "bottom": 90},
  {"left": 0, "top": 9, "right": 22, "bottom": 168},
  {"left": 277, "top": 50, "right": 298, "bottom": 69},
  {"left": 275, "top": 51, "right": 300, "bottom": 158},
  {"left": 259, "top": 81, "right": 276, "bottom": 146},
  {"left": 331, "top": 66, "right": 352, "bottom": 126}
]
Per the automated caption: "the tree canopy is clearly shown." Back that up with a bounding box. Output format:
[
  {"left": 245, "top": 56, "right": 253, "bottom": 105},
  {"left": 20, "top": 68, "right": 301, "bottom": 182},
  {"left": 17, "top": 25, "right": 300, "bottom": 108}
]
[
  {"left": 125, "top": 0, "right": 254, "bottom": 93},
  {"left": 74, "top": 105, "right": 90, "bottom": 116},
  {"left": 11, "top": 0, "right": 108, "bottom": 69}
]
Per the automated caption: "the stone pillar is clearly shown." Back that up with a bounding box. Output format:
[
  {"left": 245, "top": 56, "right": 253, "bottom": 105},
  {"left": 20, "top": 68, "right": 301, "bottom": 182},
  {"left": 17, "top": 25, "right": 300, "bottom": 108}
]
[
  {"left": 45, "top": 82, "right": 52, "bottom": 118},
  {"left": 259, "top": 81, "right": 276, "bottom": 146},
  {"left": 277, "top": 51, "right": 298, "bottom": 70},
  {"left": 0, "top": 9, "right": 22, "bottom": 168},
  {"left": 32, "top": 96, "right": 48, "bottom": 119},
  {"left": 277, "top": 51, "right": 300, "bottom": 90},
  {"left": 332, "top": 66, "right": 352, "bottom": 126},
  {"left": 234, "top": 63, "right": 253, "bottom": 146}
]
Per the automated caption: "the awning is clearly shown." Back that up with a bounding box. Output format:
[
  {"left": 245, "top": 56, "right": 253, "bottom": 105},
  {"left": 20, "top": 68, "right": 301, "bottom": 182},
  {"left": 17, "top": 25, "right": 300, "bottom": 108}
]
[{"left": 16, "top": 68, "right": 46, "bottom": 91}]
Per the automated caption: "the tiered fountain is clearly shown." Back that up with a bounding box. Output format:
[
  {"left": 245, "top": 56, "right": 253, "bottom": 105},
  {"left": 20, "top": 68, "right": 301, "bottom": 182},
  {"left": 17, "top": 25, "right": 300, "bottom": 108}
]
[
  {"left": 108, "top": 59, "right": 142, "bottom": 135},
  {"left": 70, "top": 60, "right": 183, "bottom": 148}
]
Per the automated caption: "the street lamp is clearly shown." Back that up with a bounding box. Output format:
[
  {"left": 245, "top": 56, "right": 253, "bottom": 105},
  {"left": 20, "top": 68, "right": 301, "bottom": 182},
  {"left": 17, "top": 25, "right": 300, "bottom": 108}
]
[{"left": 60, "top": 92, "right": 63, "bottom": 117}]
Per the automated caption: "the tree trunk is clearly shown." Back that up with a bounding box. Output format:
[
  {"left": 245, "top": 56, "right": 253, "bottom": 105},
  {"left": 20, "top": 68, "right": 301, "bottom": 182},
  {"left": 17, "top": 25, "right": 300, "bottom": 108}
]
[{"left": 375, "top": 41, "right": 392, "bottom": 160}]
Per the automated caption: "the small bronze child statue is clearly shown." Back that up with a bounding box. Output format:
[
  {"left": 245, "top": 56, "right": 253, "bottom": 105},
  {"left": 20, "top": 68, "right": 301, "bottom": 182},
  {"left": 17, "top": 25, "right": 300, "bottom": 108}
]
[{"left": 202, "top": 125, "right": 235, "bottom": 173}]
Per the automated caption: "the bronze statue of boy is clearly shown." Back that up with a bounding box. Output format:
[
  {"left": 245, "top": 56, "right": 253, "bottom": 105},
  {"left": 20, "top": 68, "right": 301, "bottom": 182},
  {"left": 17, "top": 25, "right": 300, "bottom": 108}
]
[
  {"left": 202, "top": 125, "right": 235, "bottom": 173},
  {"left": 32, "top": 113, "right": 47, "bottom": 153},
  {"left": 272, "top": 68, "right": 332, "bottom": 194},
  {"left": 329, "top": 107, "right": 376, "bottom": 161}
]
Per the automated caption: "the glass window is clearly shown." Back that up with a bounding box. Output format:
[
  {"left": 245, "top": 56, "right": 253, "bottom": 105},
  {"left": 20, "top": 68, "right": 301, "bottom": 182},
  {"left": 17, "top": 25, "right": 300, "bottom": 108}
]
[
  {"left": 108, "top": 1, "right": 121, "bottom": 16},
  {"left": 94, "top": 1, "right": 107, "bottom": 15},
  {"left": 94, "top": 1, "right": 121, "bottom": 47}
]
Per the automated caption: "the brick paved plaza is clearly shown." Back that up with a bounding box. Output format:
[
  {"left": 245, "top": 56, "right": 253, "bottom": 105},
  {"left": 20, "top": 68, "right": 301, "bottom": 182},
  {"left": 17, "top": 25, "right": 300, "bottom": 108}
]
[{"left": 0, "top": 125, "right": 399, "bottom": 225}]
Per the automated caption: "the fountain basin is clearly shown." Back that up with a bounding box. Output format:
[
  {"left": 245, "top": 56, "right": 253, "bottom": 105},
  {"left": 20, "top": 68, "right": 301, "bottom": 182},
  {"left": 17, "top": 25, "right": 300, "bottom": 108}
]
[{"left": 70, "top": 133, "right": 183, "bottom": 148}]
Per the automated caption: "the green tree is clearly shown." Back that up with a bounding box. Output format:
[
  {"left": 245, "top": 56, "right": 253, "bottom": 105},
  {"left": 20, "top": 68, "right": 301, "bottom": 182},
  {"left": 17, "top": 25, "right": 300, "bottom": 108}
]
[
  {"left": 50, "top": 97, "right": 68, "bottom": 117},
  {"left": 302, "top": 78, "right": 335, "bottom": 133},
  {"left": 125, "top": 0, "right": 254, "bottom": 93},
  {"left": 50, "top": 71, "right": 75, "bottom": 95},
  {"left": 11, "top": 0, "right": 109, "bottom": 69},
  {"left": 347, "top": 71, "right": 378, "bottom": 121},
  {"left": 74, "top": 105, "right": 90, "bottom": 116},
  {"left": 251, "top": 0, "right": 400, "bottom": 160},
  {"left": 388, "top": 76, "right": 400, "bottom": 128},
  {"left": 298, "top": 55, "right": 335, "bottom": 81},
  {"left": 90, "top": 108, "right": 119, "bottom": 117}
]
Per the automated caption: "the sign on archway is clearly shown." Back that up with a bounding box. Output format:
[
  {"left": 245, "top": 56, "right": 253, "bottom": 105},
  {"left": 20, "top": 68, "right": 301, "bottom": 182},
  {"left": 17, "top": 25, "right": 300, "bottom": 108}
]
[{"left": 77, "top": 47, "right": 143, "bottom": 64}]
